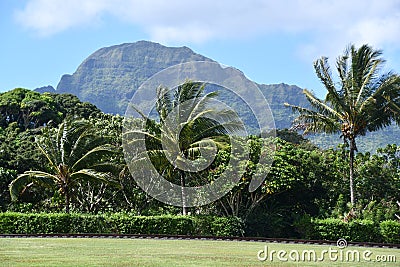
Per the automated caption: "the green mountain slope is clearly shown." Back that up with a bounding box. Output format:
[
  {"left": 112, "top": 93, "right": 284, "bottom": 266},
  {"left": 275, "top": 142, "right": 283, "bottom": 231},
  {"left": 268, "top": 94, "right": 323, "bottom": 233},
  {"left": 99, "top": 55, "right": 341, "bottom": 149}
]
[
  {"left": 55, "top": 41, "right": 308, "bottom": 129},
  {"left": 57, "top": 41, "right": 213, "bottom": 114},
  {"left": 53, "top": 40, "right": 400, "bottom": 152}
]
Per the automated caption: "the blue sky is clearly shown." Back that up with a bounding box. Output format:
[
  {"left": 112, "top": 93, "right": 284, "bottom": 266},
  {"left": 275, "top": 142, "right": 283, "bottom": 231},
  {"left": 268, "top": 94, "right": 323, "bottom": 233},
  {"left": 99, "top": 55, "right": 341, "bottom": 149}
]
[{"left": 1, "top": 0, "right": 400, "bottom": 98}]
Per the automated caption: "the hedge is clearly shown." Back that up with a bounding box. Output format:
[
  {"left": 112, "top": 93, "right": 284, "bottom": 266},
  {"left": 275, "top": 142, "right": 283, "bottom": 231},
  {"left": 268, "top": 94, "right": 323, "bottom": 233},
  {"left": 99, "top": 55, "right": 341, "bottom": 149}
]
[
  {"left": 380, "top": 220, "right": 400, "bottom": 244},
  {"left": 295, "top": 217, "right": 400, "bottom": 243},
  {"left": 0, "top": 212, "right": 244, "bottom": 236}
]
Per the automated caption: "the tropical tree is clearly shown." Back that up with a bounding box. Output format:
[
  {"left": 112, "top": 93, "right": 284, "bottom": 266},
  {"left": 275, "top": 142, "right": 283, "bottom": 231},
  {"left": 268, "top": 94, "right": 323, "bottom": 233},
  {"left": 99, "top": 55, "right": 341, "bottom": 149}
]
[
  {"left": 0, "top": 88, "right": 61, "bottom": 130},
  {"left": 9, "top": 118, "right": 120, "bottom": 212},
  {"left": 285, "top": 44, "right": 400, "bottom": 207},
  {"left": 128, "top": 81, "right": 241, "bottom": 215}
]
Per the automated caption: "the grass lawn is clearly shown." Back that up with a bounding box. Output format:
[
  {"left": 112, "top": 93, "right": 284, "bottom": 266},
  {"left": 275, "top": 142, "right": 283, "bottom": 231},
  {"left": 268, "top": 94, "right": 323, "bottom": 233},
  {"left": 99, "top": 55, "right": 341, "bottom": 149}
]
[{"left": 0, "top": 238, "right": 398, "bottom": 266}]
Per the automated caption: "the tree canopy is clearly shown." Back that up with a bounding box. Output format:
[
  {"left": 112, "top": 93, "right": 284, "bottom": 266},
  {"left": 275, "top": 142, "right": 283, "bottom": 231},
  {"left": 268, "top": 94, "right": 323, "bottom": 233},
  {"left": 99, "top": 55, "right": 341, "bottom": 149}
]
[{"left": 285, "top": 44, "right": 400, "bottom": 206}]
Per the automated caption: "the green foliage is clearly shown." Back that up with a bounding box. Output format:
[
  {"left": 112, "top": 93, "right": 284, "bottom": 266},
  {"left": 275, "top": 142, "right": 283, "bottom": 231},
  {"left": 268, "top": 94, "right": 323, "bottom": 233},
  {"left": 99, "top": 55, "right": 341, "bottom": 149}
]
[
  {"left": 9, "top": 118, "right": 120, "bottom": 213},
  {"left": 0, "top": 88, "right": 102, "bottom": 132},
  {"left": 244, "top": 199, "right": 289, "bottom": 238},
  {"left": 380, "top": 220, "right": 400, "bottom": 243},
  {"left": 0, "top": 212, "right": 107, "bottom": 234},
  {"left": 355, "top": 200, "right": 399, "bottom": 222},
  {"left": 294, "top": 217, "right": 400, "bottom": 243},
  {"left": 0, "top": 212, "right": 243, "bottom": 236},
  {"left": 0, "top": 88, "right": 61, "bottom": 130},
  {"left": 0, "top": 168, "right": 16, "bottom": 211},
  {"left": 192, "top": 216, "right": 244, "bottom": 236},
  {"left": 0, "top": 123, "right": 46, "bottom": 173},
  {"left": 0, "top": 64, "right": 399, "bottom": 241},
  {"left": 52, "top": 93, "right": 101, "bottom": 119},
  {"left": 347, "top": 220, "right": 381, "bottom": 242},
  {"left": 285, "top": 44, "right": 400, "bottom": 206},
  {"left": 355, "top": 152, "right": 399, "bottom": 201},
  {"left": 108, "top": 214, "right": 194, "bottom": 235},
  {"left": 128, "top": 81, "right": 241, "bottom": 215},
  {"left": 311, "top": 218, "right": 349, "bottom": 240}
]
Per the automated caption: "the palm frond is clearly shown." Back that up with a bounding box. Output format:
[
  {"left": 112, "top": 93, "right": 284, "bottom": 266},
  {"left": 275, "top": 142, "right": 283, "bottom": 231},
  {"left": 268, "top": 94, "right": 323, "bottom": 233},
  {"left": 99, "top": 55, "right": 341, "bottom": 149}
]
[
  {"left": 284, "top": 103, "right": 341, "bottom": 134},
  {"left": 9, "top": 172, "right": 56, "bottom": 201},
  {"left": 156, "top": 86, "right": 173, "bottom": 121},
  {"left": 70, "top": 169, "right": 120, "bottom": 188},
  {"left": 356, "top": 59, "right": 380, "bottom": 106},
  {"left": 303, "top": 89, "right": 343, "bottom": 119},
  {"left": 36, "top": 139, "right": 59, "bottom": 173},
  {"left": 123, "top": 129, "right": 162, "bottom": 147},
  {"left": 350, "top": 45, "right": 384, "bottom": 102},
  {"left": 90, "top": 163, "right": 122, "bottom": 175},
  {"left": 71, "top": 144, "right": 117, "bottom": 171},
  {"left": 69, "top": 133, "right": 112, "bottom": 164}
]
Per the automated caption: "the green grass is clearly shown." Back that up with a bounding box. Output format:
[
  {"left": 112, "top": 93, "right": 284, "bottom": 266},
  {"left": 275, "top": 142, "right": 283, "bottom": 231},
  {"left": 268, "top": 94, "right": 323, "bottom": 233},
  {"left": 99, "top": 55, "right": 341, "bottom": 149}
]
[{"left": 0, "top": 238, "right": 398, "bottom": 266}]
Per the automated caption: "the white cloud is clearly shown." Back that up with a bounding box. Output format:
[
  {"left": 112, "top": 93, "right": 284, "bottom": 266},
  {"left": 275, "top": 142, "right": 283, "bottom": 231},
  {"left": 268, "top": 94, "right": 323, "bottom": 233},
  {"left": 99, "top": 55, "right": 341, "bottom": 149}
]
[
  {"left": 14, "top": 0, "right": 400, "bottom": 56},
  {"left": 14, "top": 0, "right": 110, "bottom": 36}
]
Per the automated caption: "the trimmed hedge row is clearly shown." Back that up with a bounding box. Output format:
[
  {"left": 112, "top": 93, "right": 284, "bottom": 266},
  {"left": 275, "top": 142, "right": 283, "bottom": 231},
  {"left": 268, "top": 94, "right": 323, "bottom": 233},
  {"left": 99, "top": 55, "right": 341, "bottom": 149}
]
[
  {"left": 297, "top": 218, "right": 400, "bottom": 243},
  {"left": 0, "top": 212, "right": 244, "bottom": 236},
  {"left": 380, "top": 220, "right": 400, "bottom": 244}
]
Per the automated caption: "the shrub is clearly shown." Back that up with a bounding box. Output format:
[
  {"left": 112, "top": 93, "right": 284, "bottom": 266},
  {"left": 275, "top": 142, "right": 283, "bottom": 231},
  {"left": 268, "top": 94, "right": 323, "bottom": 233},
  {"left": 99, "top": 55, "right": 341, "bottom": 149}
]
[
  {"left": 193, "top": 216, "right": 244, "bottom": 236},
  {"left": 312, "top": 218, "right": 349, "bottom": 240},
  {"left": 380, "top": 220, "right": 400, "bottom": 243},
  {"left": 108, "top": 214, "right": 195, "bottom": 235},
  {"left": 294, "top": 218, "right": 382, "bottom": 242},
  {"left": 348, "top": 220, "right": 380, "bottom": 242},
  {"left": 0, "top": 212, "right": 243, "bottom": 236}
]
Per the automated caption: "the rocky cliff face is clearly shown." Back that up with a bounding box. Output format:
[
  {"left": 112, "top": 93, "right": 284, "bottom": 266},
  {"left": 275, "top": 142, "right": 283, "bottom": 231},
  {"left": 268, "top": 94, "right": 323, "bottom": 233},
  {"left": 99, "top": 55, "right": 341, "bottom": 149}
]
[
  {"left": 55, "top": 40, "right": 308, "bottom": 129},
  {"left": 56, "top": 41, "right": 213, "bottom": 114},
  {"left": 52, "top": 40, "right": 400, "bottom": 151}
]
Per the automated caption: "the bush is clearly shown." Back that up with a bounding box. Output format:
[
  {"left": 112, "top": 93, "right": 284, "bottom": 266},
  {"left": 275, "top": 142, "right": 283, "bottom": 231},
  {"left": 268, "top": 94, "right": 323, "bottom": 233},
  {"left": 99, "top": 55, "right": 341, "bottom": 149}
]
[
  {"left": 312, "top": 218, "right": 349, "bottom": 240},
  {"left": 294, "top": 217, "right": 400, "bottom": 243},
  {"left": 380, "top": 220, "right": 400, "bottom": 243},
  {"left": 295, "top": 217, "right": 382, "bottom": 242},
  {"left": 348, "top": 220, "right": 381, "bottom": 242},
  {"left": 108, "top": 214, "right": 195, "bottom": 235},
  {"left": 193, "top": 216, "right": 244, "bottom": 236},
  {"left": 0, "top": 212, "right": 243, "bottom": 236}
]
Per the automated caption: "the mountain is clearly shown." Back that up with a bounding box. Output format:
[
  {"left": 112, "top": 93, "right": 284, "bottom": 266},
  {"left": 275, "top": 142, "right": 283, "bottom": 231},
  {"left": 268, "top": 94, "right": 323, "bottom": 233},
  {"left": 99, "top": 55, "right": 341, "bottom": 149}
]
[
  {"left": 34, "top": 85, "right": 56, "bottom": 93},
  {"left": 258, "top": 83, "right": 309, "bottom": 129},
  {"left": 53, "top": 40, "right": 399, "bottom": 152},
  {"left": 57, "top": 41, "right": 214, "bottom": 114},
  {"left": 55, "top": 41, "right": 308, "bottom": 129}
]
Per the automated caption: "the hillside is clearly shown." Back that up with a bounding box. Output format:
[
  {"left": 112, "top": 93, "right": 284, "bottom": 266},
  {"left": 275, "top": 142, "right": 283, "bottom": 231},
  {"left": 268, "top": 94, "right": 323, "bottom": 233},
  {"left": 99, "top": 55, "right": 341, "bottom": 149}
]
[
  {"left": 54, "top": 41, "right": 309, "bottom": 129},
  {"left": 50, "top": 40, "right": 399, "bottom": 152},
  {"left": 56, "top": 41, "right": 213, "bottom": 114}
]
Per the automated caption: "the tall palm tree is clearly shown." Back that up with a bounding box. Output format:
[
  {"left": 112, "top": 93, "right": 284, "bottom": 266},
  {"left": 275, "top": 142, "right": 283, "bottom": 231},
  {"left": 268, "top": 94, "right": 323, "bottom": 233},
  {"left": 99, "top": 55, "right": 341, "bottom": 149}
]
[
  {"left": 285, "top": 44, "right": 400, "bottom": 206},
  {"left": 9, "top": 118, "right": 120, "bottom": 212},
  {"left": 129, "top": 81, "right": 241, "bottom": 215}
]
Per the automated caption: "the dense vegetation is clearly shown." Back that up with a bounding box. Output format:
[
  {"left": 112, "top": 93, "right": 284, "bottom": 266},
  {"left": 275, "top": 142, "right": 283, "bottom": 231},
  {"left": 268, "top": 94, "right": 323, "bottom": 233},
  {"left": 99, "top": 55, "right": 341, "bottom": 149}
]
[
  {"left": 286, "top": 44, "right": 400, "bottom": 206},
  {"left": 1, "top": 44, "right": 399, "bottom": 242},
  {"left": 0, "top": 213, "right": 243, "bottom": 236},
  {"left": 1, "top": 87, "right": 399, "bottom": 241}
]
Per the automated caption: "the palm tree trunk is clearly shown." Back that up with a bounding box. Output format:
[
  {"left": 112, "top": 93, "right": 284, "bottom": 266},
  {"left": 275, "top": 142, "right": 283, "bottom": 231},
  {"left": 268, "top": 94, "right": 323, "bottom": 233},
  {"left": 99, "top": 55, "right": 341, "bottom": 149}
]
[
  {"left": 180, "top": 171, "right": 187, "bottom": 215},
  {"left": 349, "top": 138, "right": 356, "bottom": 206}
]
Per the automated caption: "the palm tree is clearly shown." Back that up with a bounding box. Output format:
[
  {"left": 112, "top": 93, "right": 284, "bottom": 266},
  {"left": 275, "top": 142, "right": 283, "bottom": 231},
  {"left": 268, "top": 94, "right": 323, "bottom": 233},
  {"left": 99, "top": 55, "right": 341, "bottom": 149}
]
[
  {"left": 285, "top": 44, "right": 400, "bottom": 207},
  {"left": 9, "top": 118, "right": 120, "bottom": 212},
  {"left": 129, "top": 81, "right": 241, "bottom": 215}
]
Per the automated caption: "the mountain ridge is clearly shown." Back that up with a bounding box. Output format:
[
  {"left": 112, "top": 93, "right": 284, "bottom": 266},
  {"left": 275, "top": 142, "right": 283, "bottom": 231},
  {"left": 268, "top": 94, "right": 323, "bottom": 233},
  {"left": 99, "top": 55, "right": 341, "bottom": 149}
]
[
  {"left": 34, "top": 40, "right": 399, "bottom": 152},
  {"left": 53, "top": 41, "right": 309, "bottom": 130},
  {"left": 56, "top": 41, "right": 214, "bottom": 114}
]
